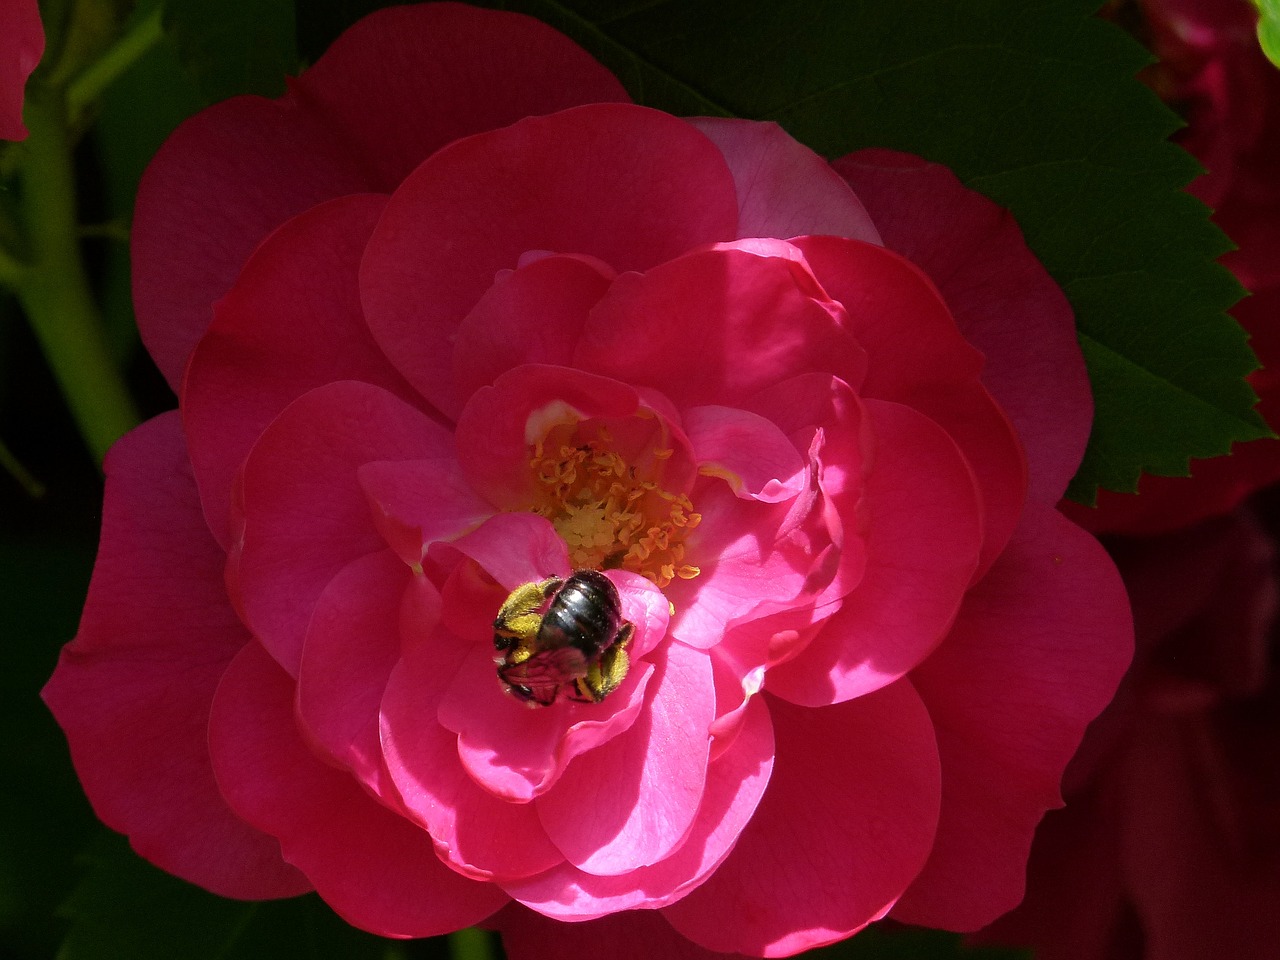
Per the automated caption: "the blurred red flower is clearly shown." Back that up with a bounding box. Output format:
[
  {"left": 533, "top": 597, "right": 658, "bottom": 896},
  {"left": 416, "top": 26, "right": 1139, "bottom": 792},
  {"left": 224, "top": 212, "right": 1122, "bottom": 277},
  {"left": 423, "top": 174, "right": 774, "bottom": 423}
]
[{"left": 0, "top": 0, "right": 43, "bottom": 140}]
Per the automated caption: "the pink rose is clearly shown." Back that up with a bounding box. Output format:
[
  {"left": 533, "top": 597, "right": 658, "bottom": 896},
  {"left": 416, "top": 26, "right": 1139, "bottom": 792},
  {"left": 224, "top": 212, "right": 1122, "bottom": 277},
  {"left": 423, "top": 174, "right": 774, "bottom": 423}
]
[
  {"left": 977, "top": 507, "right": 1280, "bottom": 960},
  {"left": 43, "top": 4, "right": 1132, "bottom": 956},
  {"left": 1070, "top": 0, "right": 1280, "bottom": 535},
  {"left": 0, "top": 0, "right": 43, "bottom": 140}
]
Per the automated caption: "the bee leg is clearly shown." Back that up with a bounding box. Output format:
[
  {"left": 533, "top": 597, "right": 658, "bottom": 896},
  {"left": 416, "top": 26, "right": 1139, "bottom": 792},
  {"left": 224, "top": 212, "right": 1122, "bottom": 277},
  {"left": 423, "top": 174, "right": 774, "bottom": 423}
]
[
  {"left": 616, "top": 622, "right": 635, "bottom": 649},
  {"left": 575, "top": 640, "right": 631, "bottom": 703}
]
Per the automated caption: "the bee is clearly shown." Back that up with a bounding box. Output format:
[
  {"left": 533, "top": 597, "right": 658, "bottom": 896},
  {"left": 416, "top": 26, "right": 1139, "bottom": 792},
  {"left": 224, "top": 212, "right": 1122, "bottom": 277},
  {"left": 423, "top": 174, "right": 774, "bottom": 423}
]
[{"left": 493, "top": 570, "right": 635, "bottom": 707}]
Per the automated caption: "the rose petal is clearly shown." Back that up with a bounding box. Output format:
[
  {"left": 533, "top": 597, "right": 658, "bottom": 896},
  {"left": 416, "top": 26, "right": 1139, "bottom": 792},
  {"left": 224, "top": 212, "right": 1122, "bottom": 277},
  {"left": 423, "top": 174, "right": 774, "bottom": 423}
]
[
  {"left": 233, "top": 381, "right": 450, "bottom": 675},
  {"left": 683, "top": 405, "right": 807, "bottom": 502},
  {"left": 296, "top": 549, "right": 426, "bottom": 797},
  {"left": 767, "top": 398, "right": 983, "bottom": 705},
  {"left": 453, "top": 254, "right": 616, "bottom": 401},
  {"left": 133, "top": 99, "right": 369, "bottom": 391},
  {"left": 743, "top": 373, "right": 868, "bottom": 503},
  {"left": 134, "top": 2, "right": 627, "bottom": 390},
  {"left": 439, "top": 643, "right": 654, "bottom": 801},
  {"left": 358, "top": 458, "right": 495, "bottom": 567},
  {"left": 662, "top": 684, "right": 942, "bottom": 957},
  {"left": 502, "top": 689, "right": 773, "bottom": 918},
  {"left": 833, "top": 149, "right": 1089, "bottom": 504},
  {"left": 210, "top": 642, "right": 508, "bottom": 934},
  {"left": 575, "top": 243, "right": 866, "bottom": 411},
  {"left": 42, "top": 414, "right": 308, "bottom": 899},
  {"left": 742, "top": 372, "right": 872, "bottom": 601},
  {"left": 687, "top": 117, "right": 881, "bottom": 244},
  {"left": 891, "top": 503, "right": 1133, "bottom": 929},
  {"left": 611, "top": 570, "right": 675, "bottom": 661},
  {"left": 536, "top": 641, "right": 715, "bottom": 876},
  {"left": 794, "top": 234, "right": 1027, "bottom": 576},
  {"left": 668, "top": 475, "right": 836, "bottom": 652},
  {"left": 294, "top": 3, "right": 630, "bottom": 188},
  {"left": 183, "top": 194, "right": 417, "bottom": 547},
  {"left": 380, "top": 628, "right": 566, "bottom": 881},
  {"left": 431, "top": 512, "right": 571, "bottom": 594},
  {"left": 361, "top": 103, "right": 740, "bottom": 417}
]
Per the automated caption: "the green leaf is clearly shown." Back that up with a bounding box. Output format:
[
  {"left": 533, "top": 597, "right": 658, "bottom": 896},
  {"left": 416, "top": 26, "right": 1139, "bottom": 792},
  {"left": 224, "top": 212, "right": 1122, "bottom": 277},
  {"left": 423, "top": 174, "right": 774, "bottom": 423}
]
[
  {"left": 295, "top": 0, "right": 390, "bottom": 63},
  {"left": 1256, "top": 0, "right": 1280, "bottom": 67},
  {"left": 460, "top": 0, "right": 1267, "bottom": 500},
  {"left": 163, "top": 0, "right": 299, "bottom": 105}
]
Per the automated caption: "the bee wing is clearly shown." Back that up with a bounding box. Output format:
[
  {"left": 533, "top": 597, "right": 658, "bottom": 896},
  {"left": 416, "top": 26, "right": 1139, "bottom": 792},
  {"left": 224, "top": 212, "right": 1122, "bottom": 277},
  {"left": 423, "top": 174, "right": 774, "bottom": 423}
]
[
  {"left": 499, "top": 647, "right": 588, "bottom": 704},
  {"left": 500, "top": 647, "right": 588, "bottom": 683}
]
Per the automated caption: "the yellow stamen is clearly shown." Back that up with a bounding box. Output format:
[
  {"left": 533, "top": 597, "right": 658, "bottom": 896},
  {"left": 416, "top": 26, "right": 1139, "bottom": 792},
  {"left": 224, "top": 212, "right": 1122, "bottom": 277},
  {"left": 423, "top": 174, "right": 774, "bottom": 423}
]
[{"left": 525, "top": 427, "right": 701, "bottom": 589}]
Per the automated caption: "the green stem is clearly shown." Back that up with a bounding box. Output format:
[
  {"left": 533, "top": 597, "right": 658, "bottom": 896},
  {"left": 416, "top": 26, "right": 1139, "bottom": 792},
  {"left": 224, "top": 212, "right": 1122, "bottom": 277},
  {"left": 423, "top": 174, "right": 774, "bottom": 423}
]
[
  {"left": 448, "top": 927, "right": 495, "bottom": 960},
  {"left": 14, "top": 85, "right": 139, "bottom": 464},
  {"left": 0, "top": 241, "right": 21, "bottom": 288},
  {"left": 0, "top": 436, "right": 45, "bottom": 498},
  {"left": 66, "top": 5, "right": 165, "bottom": 122}
]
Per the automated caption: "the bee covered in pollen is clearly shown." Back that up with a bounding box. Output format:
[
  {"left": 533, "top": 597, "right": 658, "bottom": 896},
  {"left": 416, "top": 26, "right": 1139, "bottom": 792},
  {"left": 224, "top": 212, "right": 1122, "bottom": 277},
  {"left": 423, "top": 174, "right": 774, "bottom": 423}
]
[{"left": 492, "top": 570, "right": 635, "bottom": 707}]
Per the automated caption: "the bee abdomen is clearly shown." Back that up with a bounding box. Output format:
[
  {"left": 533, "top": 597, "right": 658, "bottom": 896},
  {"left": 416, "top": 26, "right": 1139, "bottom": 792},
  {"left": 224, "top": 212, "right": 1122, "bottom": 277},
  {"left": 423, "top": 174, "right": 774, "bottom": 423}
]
[{"left": 538, "top": 570, "right": 623, "bottom": 659}]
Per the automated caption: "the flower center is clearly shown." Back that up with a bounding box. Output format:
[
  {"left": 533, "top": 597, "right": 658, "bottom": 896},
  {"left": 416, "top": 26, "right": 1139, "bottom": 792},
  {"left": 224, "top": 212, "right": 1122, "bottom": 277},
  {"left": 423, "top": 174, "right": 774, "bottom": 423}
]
[{"left": 527, "top": 428, "right": 701, "bottom": 588}]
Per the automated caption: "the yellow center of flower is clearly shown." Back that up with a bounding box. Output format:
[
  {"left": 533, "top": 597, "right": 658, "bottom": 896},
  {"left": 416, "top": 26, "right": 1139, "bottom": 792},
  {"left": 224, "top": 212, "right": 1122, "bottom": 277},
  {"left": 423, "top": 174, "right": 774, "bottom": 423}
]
[{"left": 527, "top": 429, "right": 701, "bottom": 588}]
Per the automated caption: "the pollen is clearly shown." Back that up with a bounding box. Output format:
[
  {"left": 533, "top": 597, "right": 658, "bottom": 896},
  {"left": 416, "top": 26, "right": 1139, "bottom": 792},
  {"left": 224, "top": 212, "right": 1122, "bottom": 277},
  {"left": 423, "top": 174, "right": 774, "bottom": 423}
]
[{"left": 527, "top": 429, "right": 701, "bottom": 588}]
